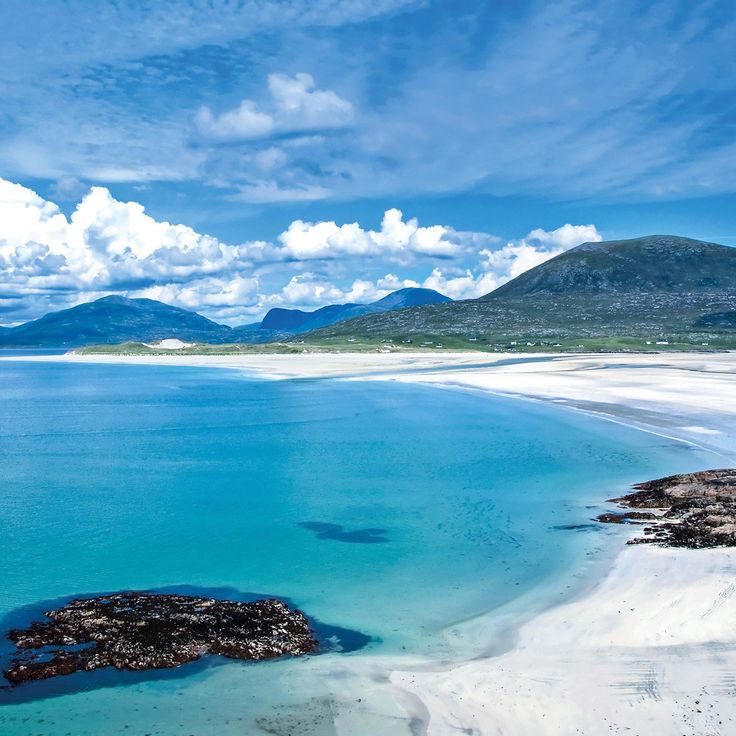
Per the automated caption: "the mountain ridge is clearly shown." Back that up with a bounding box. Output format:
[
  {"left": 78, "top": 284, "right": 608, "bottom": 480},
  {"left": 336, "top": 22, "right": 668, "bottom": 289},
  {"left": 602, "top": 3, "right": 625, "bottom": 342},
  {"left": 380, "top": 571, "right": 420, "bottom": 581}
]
[{"left": 260, "top": 287, "right": 450, "bottom": 333}]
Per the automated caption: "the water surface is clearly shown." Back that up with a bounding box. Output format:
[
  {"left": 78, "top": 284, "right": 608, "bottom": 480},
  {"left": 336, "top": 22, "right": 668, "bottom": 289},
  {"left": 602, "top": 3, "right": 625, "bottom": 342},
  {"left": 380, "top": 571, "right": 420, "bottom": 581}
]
[{"left": 0, "top": 360, "right": 705, "bottom": 734}]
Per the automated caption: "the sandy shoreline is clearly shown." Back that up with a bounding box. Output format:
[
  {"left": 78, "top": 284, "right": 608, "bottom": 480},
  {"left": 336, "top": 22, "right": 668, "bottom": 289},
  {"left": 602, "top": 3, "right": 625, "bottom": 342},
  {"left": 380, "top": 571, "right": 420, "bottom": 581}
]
[
  {"left": 4, "top": 349, "right": 736, "bottom": 734},
  {"left": 392, "top": 545, "right": 736, "bottom": 735}
]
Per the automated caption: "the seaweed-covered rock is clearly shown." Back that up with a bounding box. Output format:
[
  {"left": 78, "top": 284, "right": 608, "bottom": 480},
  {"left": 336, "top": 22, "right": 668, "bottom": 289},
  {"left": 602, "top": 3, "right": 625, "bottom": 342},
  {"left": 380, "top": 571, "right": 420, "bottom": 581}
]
[
  {"left": 4, "top": 593, "right": 317, "bottom": 685},
  {"left": 600, "top": 469, "right": 736, "bottom": 548},
  {"left": 596, "top": 511, "right": 658, "bottom": 524}
]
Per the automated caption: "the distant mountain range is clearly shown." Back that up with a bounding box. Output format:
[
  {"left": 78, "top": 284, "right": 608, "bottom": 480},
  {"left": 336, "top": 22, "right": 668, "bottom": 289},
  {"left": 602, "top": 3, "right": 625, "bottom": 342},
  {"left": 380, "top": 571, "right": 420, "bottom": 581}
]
[
  {"left": 260, "top": 288, "right": 450, "bottom": 333},
  {"left": 305, "top": 235, "right": 736, "bottom": 346},
  {"left": 0, "top": 288, "right": 450, "bottom": 347},
  {"left": 4, "top": 235, "right": 735, "bottom": 350}
]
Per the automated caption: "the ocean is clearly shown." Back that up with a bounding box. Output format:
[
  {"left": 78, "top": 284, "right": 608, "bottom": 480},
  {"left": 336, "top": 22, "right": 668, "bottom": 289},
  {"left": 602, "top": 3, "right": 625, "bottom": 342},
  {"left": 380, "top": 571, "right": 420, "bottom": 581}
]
[{"left": 0, "top": 359, "right": 706, "bottom": 734}]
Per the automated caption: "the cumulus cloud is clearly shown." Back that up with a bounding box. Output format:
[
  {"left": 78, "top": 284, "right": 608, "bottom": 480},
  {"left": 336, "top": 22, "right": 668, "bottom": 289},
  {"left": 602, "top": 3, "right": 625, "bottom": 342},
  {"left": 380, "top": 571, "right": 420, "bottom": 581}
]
[
  {"left": 0, "top": 178, "right": 479, "bottom": 322},
  {"left": 268, "top": 73, "right": 353, "bottom": 128},
  {"left": 138, "top": 275, "right": 261, "bottom": 313},
  {"left": 195, "top": 73, "right": 353, "bottom": 142},
  {"left": 278, "top": 208, "right": 474, "bottom": 261},
  {"left": 421, "top": 268, "right": 501, "bottom": 300},
  {"left": 523, "top": 223, "right": 601, "bottom": 250},
  {"left": 195, "top": 101, "right": 274, "bottom": 141}
]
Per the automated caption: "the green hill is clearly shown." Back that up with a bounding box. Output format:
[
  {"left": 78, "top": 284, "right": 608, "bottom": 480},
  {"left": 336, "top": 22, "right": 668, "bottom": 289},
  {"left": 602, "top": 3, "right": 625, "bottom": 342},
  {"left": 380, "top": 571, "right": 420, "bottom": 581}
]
[{"left": 302, "top": 235, "right": 736, "bottom": 351}]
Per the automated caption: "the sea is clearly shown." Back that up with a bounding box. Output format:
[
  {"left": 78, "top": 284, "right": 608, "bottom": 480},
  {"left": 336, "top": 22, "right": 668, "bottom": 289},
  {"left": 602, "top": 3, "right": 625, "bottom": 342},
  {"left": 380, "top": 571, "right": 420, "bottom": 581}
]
[{"left": 0, "top": 358, "right": 708, "bottom": 735}]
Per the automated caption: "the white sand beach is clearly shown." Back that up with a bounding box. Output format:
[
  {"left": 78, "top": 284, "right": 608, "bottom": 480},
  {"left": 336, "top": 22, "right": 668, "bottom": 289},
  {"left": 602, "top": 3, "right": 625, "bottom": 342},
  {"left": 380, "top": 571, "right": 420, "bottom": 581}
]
[
  {"left": 6, "top": 349, "right": 736, "bottom": 734},
  {"left": 392, "top": 544, "right": 736, "bottom": 735}
]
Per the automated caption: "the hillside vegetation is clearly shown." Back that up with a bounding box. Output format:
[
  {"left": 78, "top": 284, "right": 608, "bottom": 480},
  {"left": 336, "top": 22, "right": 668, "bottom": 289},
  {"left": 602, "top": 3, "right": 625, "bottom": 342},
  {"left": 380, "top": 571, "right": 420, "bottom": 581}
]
[{"left": 303, "top": 236, "right": 736, "bottom": 351}]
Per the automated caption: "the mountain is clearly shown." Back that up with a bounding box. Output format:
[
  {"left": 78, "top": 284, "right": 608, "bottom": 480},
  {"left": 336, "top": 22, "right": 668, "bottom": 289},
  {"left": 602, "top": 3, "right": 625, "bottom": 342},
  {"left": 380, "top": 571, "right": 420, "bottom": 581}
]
[
  {"left": 0, "top": 296, "right": 234, "bottom": 347},
  {"left": 488, "top": 235, "right": 736, "bottom": 297},
  {"left": 302, "top": 236, "right": 736, "bottom": 347},
  {"left": 260, "top": 288, "right": 451, "bottom": 334},
  {"left": 371, "top": 287, "right": 451, "bottom": 310},
  {"left": 0, "top": 288, "right": 450, "bottom": 347}
]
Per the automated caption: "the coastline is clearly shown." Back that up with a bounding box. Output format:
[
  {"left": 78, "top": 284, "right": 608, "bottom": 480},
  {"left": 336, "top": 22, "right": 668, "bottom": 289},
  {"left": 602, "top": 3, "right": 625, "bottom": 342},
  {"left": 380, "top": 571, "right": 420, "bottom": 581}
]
[
  {"left": 378, "top": 352, "right": 736, "bottom": 734},
  {"left": 391, "top": 544, "right": 736, "bottom": 735},
  {"left": 4, "top": 350, "right": 736, "bottom": 733}
]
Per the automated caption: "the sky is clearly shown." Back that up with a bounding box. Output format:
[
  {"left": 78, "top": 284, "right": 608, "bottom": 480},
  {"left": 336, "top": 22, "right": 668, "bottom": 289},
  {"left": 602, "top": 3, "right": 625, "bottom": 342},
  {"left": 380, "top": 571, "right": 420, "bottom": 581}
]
[{"left": 0, "top": 0, "right": 734, "bottom": 325}]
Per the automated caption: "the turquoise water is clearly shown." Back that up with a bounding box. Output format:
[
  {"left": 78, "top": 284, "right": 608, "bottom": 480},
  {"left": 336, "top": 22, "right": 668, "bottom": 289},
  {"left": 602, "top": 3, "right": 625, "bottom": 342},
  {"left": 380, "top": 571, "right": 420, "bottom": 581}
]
[{"left": 0, "top": 360, "right": 706, "bottom": 734}]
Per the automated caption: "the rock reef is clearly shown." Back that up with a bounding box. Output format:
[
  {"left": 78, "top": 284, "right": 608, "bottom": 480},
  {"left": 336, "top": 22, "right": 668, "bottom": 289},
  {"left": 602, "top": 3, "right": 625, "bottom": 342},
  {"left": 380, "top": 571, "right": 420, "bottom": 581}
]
[
  {"left": 4, "top": 592, "right": 318, "bottom": 685},
  {"left": 598, "top": 469, "right": 736, "bottom": 548}
]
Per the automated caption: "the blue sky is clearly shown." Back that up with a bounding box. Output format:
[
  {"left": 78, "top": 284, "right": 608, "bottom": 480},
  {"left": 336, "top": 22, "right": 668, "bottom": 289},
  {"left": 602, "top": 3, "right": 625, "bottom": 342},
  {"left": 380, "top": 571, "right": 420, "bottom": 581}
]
[{"left": 0, "top": 0, "right": 734, "bottom": 324}]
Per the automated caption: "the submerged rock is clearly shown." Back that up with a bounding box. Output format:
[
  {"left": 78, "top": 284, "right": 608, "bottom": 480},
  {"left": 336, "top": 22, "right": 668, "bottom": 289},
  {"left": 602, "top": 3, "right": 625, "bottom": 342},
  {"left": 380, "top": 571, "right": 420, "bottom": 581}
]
[
  {"left": 4, "top": 593, "right": 318, "bottom": 685},
  {"left": 599, "top": 469, "right": 736, "bottom": 548}
]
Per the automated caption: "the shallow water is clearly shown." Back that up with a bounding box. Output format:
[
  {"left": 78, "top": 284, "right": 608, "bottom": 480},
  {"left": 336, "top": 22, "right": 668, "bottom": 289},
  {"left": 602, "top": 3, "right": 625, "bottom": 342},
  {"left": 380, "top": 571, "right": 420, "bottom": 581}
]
[{"left": 0, "top": 360, "right": 706, "bottom": 734}]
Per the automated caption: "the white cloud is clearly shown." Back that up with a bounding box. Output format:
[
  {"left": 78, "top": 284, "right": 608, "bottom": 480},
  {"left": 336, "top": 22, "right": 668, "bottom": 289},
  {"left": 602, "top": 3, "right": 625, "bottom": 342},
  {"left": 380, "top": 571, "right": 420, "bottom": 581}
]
[
  {"left": 195, "top": 72, "right": 353, "bottom": 142},
  {"left": 262, "top": 222, "right": 598, "bottom": 308},
  {"left": 479, "top": 223, "right": 601, "bottom": 282},
  {"left": 268, "top": 72, "right": 353, "bottom": 128},
  {"left": 195, "top": 101, "right": 274, "bottom": 141},
  {"left": 278, "top": 208, "right": 473, "bottom": 261},
  {"left": 0, "top": 178, "right": 279, "bottom": 322},
  {"left": 266, "top": 271, "right": 423, "bottom": 309},
  {"left": 271, "top": 273, "right": 346, "bottom": 307},
  {"left": 0, "top": 178, "right": 471, "bottom": 322},
  {"left": 421, "top": 267, "right": 501, "bottom": 300},
  {"left": 138, "top": 275, "right": 261, "bottom": 311},
  {"left": 524, "top": 224, "right": 602, "bottom": 250}
]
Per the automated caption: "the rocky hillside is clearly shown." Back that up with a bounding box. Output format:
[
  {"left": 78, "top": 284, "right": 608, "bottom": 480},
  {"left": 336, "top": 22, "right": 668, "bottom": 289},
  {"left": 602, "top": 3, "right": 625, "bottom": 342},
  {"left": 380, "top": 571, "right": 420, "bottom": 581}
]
[
  {"left": 487, "top": 235, "right": 736, "bottom": 297},
  {"left": 303, "top": 235, "right": 736, "bottom": 348}
]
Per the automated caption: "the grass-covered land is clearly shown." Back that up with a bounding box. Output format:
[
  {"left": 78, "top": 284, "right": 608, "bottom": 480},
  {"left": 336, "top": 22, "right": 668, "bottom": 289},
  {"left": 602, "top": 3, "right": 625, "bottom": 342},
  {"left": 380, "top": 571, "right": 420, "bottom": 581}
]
[
  {"left": 73, "top": 333, "right": 736, "bottom": 356},
  {"left": 72, "top": 340, "right": 406, "bottom": 356},
  {"left": 298, "top": 333, "right": 736, "bottom": 353}
]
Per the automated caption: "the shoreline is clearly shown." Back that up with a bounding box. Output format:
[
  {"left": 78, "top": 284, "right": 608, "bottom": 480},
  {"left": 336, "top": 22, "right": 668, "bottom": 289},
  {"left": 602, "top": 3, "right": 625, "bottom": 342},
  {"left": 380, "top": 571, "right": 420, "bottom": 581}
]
[
  {"left": 4, "top": 350, "right": 736, "bottom": 733},
  {"left": 390, "top": 544, "right": 736, "bottom": 735}
]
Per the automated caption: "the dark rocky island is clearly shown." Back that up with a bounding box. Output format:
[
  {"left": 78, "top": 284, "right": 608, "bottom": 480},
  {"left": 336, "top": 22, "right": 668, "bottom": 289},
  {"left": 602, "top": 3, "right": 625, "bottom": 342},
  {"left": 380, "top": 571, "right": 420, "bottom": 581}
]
[
  {"left": 4, "top": 592, "right": 318, "bottom": 685},
  {"left": 598, "top": 469, "right": 736, "bottom": 548}
]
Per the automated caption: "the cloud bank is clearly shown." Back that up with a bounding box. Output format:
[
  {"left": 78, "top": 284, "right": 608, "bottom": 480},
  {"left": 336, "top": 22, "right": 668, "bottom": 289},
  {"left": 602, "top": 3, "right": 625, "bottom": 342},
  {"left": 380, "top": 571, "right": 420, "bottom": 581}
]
[{"left": 0, "top": 178, "right": 600, "bottom": 324}]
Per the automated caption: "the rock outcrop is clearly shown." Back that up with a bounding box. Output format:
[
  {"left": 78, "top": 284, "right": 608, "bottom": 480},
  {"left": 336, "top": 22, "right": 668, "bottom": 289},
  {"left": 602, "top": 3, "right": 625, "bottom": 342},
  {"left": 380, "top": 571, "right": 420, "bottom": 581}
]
[
  {"left": 4, "top": 592, "right": 317, "bottom": 685},
  {"left": 598, "top": 469, "right": 736, "bottom": 548}
]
